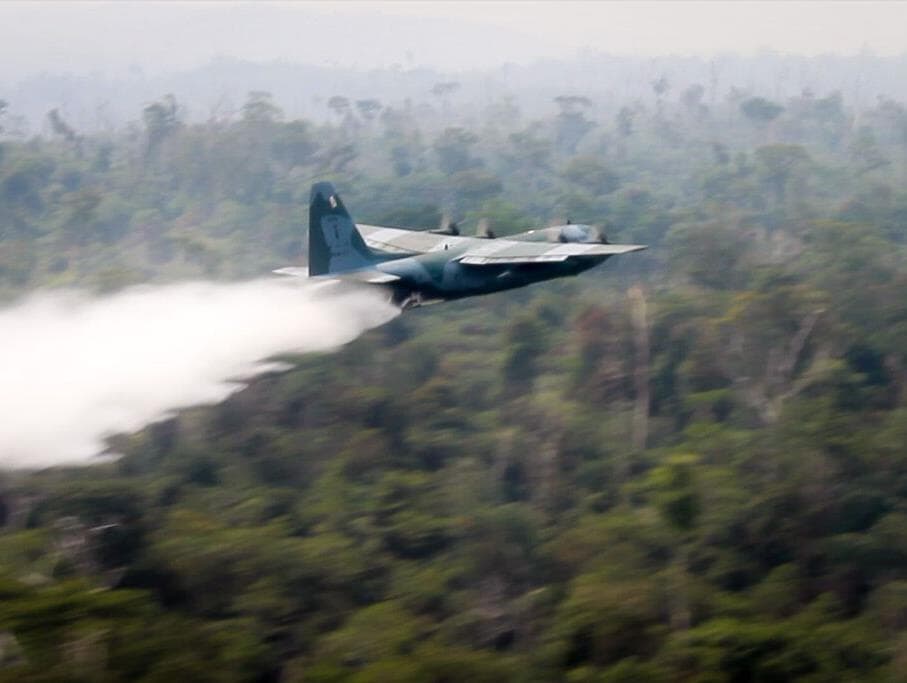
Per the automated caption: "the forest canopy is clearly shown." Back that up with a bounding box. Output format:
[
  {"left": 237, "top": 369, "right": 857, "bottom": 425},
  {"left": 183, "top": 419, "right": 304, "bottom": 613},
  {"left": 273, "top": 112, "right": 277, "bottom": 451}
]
[{"left": 2, "top": 56, "right": 907, "bottom": 682}]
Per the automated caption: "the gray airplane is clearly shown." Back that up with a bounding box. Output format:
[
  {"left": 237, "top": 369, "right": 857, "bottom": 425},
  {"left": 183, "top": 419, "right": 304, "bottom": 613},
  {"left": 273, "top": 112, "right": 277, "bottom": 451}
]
[{"left": 275, "top": 182, "right": 646, "bottom": 309}]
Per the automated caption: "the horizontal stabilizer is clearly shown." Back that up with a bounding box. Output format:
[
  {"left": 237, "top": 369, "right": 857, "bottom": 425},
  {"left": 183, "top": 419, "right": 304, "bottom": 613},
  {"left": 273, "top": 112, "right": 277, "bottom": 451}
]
[
  {"left": 317, "top": 269, "right": 401, "bottom": 285},
  {"left": 345, "top": 271, "right": 400, "bottom": 284},
  {"left": 273, "top": 267, "right": 309, "bottom": 277},
  {"left": 275, "top": 265, "right": 399, "bottom": 285}
]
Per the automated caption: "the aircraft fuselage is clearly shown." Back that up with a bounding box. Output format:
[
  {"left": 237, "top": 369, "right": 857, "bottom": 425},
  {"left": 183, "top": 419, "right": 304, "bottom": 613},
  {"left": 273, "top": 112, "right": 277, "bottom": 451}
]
[
  {"left": 295, "top": 182, "right": 644, "bottom": 310},
  {"left": 374, "top": 235, "right": 609, "bottom": 307}
]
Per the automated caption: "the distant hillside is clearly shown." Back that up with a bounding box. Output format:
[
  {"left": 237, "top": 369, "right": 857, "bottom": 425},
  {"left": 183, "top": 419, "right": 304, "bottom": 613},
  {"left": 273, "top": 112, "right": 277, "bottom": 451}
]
[{"left": 3, "top": 52, "right": 907, "bottom": 135}]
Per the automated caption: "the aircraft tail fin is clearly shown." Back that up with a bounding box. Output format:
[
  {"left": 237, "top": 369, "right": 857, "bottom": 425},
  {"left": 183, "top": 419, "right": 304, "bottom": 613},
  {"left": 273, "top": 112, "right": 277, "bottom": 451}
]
[{"left": 308, "top": 182, "right": 376, "bottom": 276}]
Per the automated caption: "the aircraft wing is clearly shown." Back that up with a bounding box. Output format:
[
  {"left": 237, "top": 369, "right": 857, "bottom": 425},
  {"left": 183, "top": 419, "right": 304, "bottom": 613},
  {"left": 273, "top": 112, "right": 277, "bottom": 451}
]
[
  {"left": 455, "top": 240, "right": 646, "bottom": 265},
  {"left": 358, "top": 224, "right": 476, "bottom": 254}
]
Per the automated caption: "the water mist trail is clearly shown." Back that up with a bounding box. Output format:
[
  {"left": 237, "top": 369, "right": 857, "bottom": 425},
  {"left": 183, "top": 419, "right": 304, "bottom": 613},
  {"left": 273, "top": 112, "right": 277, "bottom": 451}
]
[{"left": 0, "top": 279, "right": 397, "bottom": 468}]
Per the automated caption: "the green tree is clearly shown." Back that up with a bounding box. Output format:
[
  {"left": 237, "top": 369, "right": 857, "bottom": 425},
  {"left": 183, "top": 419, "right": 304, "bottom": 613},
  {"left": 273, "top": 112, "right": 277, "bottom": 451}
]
[
  {"left": 142, "top": 94, "right": 181, "bottom": 159},
  {"left": 241, "top": 90, "right": 283, "bottom": 124},
  {"left": 563, "top": 156, "right": 620, "bottom": 196},
  {"left": 433, "top": 127, "right": 480, "bottom": 174},
  {"left": 649, "top": 454, "right": 701, "bottom": 629},
  {"left": 740, "top": 96, "right": 784, "bottom": 125}
]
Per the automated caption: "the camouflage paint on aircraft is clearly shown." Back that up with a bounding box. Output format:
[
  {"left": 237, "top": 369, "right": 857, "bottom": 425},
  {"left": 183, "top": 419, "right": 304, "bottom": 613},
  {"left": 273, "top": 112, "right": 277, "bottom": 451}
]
[{"left": 277, "top": 182, "right": 646, "bottom": 309}]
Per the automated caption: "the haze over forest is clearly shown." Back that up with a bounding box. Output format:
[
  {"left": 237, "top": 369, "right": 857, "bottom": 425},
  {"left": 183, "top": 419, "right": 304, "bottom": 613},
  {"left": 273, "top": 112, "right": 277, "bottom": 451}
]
[
  {"left": 2, "top": 2, "right": 907, "bottom": 134},
  {"left": 5, "top": 3, "right": 907, "bottom": 681},
  {"left": 4, "top": 51, "right": 907, "bottom": 137}
]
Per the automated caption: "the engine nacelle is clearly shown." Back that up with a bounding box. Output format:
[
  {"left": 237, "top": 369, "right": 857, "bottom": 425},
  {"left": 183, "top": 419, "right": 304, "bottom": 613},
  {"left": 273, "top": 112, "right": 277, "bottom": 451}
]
[{"left": 556, "top": 224, "right": 608, "bottom": 244}]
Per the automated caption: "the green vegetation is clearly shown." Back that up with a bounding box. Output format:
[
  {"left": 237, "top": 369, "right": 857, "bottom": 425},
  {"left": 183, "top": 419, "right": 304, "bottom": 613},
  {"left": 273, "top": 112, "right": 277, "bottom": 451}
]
[{"left": 3, "top": 80, "right": 907, "bottom": 681}]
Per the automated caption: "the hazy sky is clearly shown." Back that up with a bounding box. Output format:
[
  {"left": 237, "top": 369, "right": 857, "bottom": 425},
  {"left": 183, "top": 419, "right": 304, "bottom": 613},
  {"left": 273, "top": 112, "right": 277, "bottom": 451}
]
[{"left": 1, "top": 1, "right": 906, "bottom": 80}]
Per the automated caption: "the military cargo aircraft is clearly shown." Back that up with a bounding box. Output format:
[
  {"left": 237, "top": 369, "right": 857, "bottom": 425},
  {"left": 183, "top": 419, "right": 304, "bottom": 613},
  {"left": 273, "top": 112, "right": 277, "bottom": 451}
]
[{"left": 275, "top": 182, "right": 646, "bottom": 309}]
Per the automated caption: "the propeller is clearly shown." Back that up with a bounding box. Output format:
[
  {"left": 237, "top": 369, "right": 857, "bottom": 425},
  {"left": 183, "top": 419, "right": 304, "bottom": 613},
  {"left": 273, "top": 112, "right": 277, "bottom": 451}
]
[
  {"left": 476, "top": 217, "right": 496, "bottom": 239},
  {"left": 430, "top": 212, "right": 460, "bottom": 236},
  {"left": 557, "top": 223, "right": 611, "bottom": 244}
]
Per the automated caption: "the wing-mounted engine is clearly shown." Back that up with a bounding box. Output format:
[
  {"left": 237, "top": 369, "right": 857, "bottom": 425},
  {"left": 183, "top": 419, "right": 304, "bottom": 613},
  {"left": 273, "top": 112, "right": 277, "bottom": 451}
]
[
  {"left": 556, "top": 223, "right": 609, "bottom": 244},
  {"left": 430, "top": 213, "right": 460, "bottom": 236},
  {"left": 475, "top": 217, "right": 496, "bottom": 239}
]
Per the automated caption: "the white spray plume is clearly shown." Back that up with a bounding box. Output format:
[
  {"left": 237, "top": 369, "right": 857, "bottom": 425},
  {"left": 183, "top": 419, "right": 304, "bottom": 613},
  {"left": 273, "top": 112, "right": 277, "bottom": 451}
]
[{"left": 0, "top": 278, "right": 398, "bottom": 469}]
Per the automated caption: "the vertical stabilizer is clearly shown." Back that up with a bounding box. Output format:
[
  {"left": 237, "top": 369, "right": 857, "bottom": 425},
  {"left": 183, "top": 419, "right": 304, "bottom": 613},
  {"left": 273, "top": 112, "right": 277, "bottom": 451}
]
[{"left": 308, "top": 182, "right": 375, "bottom": 276}]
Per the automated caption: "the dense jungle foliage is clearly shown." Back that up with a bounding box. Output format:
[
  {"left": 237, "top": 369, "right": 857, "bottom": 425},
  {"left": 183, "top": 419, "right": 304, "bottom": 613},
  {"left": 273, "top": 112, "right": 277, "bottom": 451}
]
[{"left": 3, "top": 73, "right": 907, "bottom": 682}]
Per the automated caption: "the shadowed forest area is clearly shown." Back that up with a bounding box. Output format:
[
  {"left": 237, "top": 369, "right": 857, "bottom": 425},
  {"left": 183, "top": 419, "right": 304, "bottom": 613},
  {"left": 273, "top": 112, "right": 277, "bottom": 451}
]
[{"left": 3, "top": 56, "right": 907, "bottom": 681}]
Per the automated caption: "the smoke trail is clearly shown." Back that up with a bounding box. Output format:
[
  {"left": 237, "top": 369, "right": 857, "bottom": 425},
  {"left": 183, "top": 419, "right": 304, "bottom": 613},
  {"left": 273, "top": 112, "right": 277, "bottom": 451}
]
[{"left": 0, "top": 279, "right": 398, "bottom": 469}]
